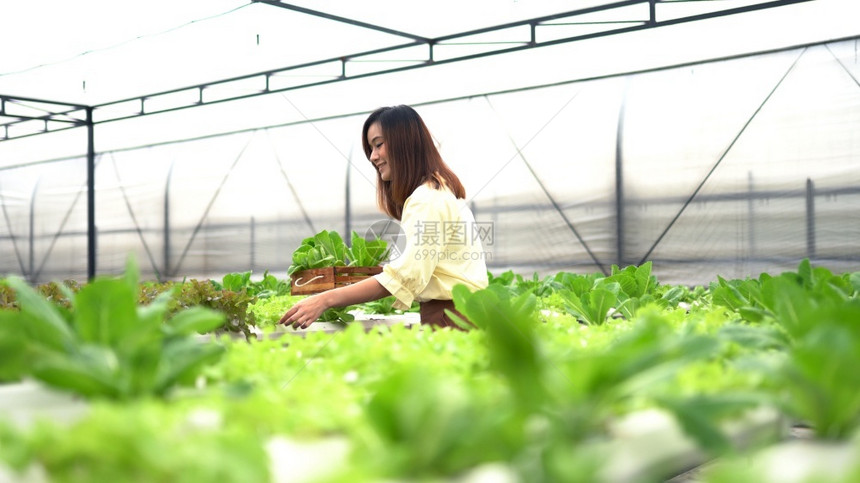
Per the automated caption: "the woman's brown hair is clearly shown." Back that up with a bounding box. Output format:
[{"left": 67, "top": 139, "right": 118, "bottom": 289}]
[{"left": 362, "top": 105, "right": 466, "bottom": 220}]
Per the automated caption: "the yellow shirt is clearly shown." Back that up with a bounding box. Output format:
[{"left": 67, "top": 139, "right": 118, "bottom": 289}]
[{"left": 374, "top": 183, "right": 489, "bottom": 310}]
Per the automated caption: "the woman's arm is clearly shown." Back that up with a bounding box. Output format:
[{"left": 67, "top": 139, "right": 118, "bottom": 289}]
[{"left": 279, "top": 276, "right": 391, "bottom": 329}]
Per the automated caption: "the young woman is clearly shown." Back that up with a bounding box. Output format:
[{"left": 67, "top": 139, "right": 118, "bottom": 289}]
[{"left": 279, "top": 105, "right": 488, "bottom": 329}]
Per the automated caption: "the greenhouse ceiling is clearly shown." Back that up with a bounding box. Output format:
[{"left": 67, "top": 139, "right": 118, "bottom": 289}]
[{"left": 1, "top": 0, "right": 859, "bottom": 152}]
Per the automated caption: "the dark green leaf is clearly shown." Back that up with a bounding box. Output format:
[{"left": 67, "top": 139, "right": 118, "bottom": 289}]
[{"left": 33, "top": 353, "right": 121, "bottom": 399}]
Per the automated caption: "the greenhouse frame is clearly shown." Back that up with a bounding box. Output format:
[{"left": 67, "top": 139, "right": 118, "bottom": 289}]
[
  {"left": 2, "top": 0, "right": 857, "bottom": 285},
  {"left": 2, "top": 1, "right": 860, "bottom": 482}
]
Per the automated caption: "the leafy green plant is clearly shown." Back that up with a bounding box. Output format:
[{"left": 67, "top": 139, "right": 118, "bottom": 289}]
[
  {"left": 251, "top": 270, "right": 291, "bottom": 298},
  {"left": 710, "top": 259, "right": 860, "bottom": 440},
  {"left": 553, "top": 271, "right": 603, "bottom": 298},
  {"left": 760, "top": 273, "right": 860, "bottom": 439},
  {"left": 605, "top": 261, "right": 657, "bottom": 299},
  {"left": 590, "top": 262, "right": 688, "bottom": 321},
  {"left": 247, "top": 292, "right": 355, "bottom": 326},
  {"left": 137, "top": 279, "right": 256, "bottom": 339},
  {"left": 560, "top": 282, "right": 619, "bottom": 325},
  {"left": 556, "top": 310, "right": 724, "bottom": 439},
  {"left": 0, "top": 404, "right": 270, "bottom": 483},
  {"left": 287, "top": 230, "right": 348, "bottom": 276},
  {"left": 362, "top": 365, "right": 524, "bottom": 479},
  {"left": 213, "top": 270, "right": 253, "bottom": 293},
  {"left": 288, "top": 229, "right": 391, "bottom": 276},
  {"left": 0, "top": 257, "right": 226, "bottom": 399},
  {"left": 487, "top": 270, "right": 560, "bottom": 297},
  {"left": 0, "top": 281, "right": 13, "bottom": 309},
  {"left": 710, "top": 275, "right": 768, "bottom": 322},
  {"left": 654, "top": 392, "right": 770, "bottom": 456},
  {"left": 519, "top": 263, "right": 682, "bottom": 324},
  {"left": 846, "top": 270, "right": 860, "bottom": 296},
  {"left": 247, "top": 293, "right": 305, "bottom": 328},
  {"left": 319, "top": 306, "right": 355, "bottom": 324},
  {"left": 710, "top": 259, "right": 859, "bottom": 326},
  {"left": 357, "top": 296, "right": 399, "bottom": 315},
  {"left": 451, "top": 282, "right": 743, "bottom": 477},
  {"left": 356, "top": 296, "right": 419, "bottom": 315},
  {"left": 0, "top": 279, "right": 82, "bottom": 311},
  {"left": 176, "top": 280, "right": 257, "bottom": 338},
  {"left": 451, "top": 283, "right": 546, "bottom": 408},
  {"left": 346, "top": 231, "right": 390, "bottom": 267},
  {"left": 4, "top": 260, "right": 858, "bottom": 481},
  {"left": 777, "top": 311, "right": 860, "bottom": 440},
  {"left": 210, "top": 270, "right": 289, "bottom": 299}
]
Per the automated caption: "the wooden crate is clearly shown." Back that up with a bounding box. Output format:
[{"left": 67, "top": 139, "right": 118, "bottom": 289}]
[{"left": 290, "top": 266, "right": 383, "bottom": 295}]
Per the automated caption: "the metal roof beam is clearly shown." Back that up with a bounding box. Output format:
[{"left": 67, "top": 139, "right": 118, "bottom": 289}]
[
  {"left": 0, "top": 95, "right": 89, "bottom": 140},
  {"left": 0, "top": 0, "right": 815, "bottom": 142},
  {"left": 251, "top": 0, "right": 430, "bottom": 42},
  {"left": 0, "top": 93, "right": 88, "bottom": 109}
]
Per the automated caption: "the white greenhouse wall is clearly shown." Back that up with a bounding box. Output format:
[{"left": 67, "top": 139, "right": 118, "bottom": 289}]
[{"left": 1, "top": 37, "right": 859, "bottom": 285}]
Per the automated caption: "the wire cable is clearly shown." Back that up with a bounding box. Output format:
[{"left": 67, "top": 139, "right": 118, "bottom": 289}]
[
  {"left": 637, "top": 47, "right": 808, "bottom": 265},
  {"left": 0, "top": 2, "right": 252, "bottom": 78}
]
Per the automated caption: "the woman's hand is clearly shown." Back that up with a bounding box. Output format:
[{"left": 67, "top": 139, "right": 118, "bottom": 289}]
[
  {"left": 278, "top": 278, "right": 390, "bottom": 329},
  {"left": 279, "top": 294, "right": 330, "bottom": 329}
]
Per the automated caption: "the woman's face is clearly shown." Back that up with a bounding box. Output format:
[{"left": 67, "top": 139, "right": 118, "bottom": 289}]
[{"left": 366, "top": 122, "right": 391, "bottom": 181}]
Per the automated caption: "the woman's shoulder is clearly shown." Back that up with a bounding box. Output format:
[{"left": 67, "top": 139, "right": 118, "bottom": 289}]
[
  {"left": 415, "top": 181, "right": 457, "bottom": 198},
  {"left": 403, "top": 182, "right": 458, "bottom": 212},
  {"left": 406, "top": 182, "right": 458, "bottom": 206}
]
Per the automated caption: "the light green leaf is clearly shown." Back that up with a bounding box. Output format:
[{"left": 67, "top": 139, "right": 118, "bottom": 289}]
[
  {"left": 4, "top": 277, "right": 75, "bottom": 351},
  {"left": 123, "top": 254, "right": 140, "bottom": 293},
  {"left": 659, "top": 286, "right": 685, "bottom": 307},
  {"left": 635, "top": 261, "right": 654, "bottom": 295},
  {"left": 561, "top": 291, "right": 589, "bottom": 324},
  {"left": 164, "top": 306, "right": 226, "bottom": 336},
  {"left": 137, "top": 288, "right": 176, "bottom": 330},
  {"left": 848, "top": 272, "right": 860, "bottom": 295},
  {"left": 155, "top": 340, "right": 225, "bottom": 394},
  {"left": 588, "top": 288, "right": 617, "bottom": 325},
  {"left": 74, "top": 278, "right": 139, "bottom": 347},
  {"left": 762, "top": 277, "right": 815, "bottom": 338}
]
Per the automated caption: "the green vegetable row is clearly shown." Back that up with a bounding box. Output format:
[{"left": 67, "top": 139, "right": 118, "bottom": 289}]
[{"left": 1, "top": 258, "right": 859, "bottom": 482}]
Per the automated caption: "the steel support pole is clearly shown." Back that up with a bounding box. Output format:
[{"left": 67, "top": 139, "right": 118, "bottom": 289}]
[
  {"left": 345, "top": 160, "right": 351, "bottom": 242},
  {"left": 86, "top": 107, "right": 96, "bottom": 280},
  {"left": 164, "top": 161, "right": 174, "bottom": 277},
  {"left": 28, "top": 179, "right": 40, "bottom": 282},
  {"left": 747, "top": 172, "right": 756, "bottom": 255},
  {"left": 806, "top": 178, "right": 815, "bottom": 259},
  {"left": 250, "top": 216, "right": 256, "bottom": 271},
  {"left": 615, "top": 79, "right": 628, "bottom": 267}
]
